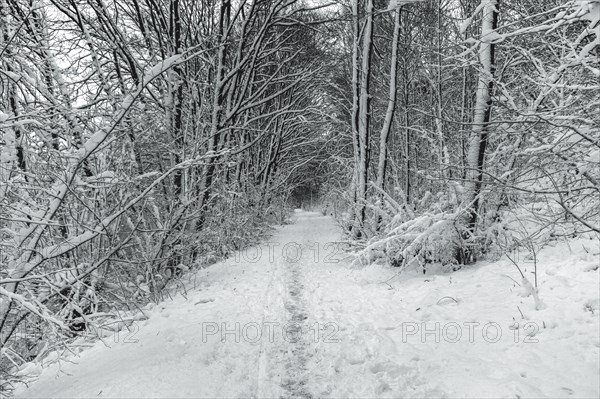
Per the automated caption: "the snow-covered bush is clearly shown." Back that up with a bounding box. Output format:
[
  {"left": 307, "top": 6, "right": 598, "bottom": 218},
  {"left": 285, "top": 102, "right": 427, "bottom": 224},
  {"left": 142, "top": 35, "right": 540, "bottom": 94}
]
[{"left": 355, "top": 210, "right": 468, "bottom": 271}]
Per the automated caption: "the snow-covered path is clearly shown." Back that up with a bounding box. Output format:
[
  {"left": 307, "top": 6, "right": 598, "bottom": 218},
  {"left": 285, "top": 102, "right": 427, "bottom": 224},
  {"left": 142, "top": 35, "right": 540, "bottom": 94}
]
[
  {"left": 16, "top": 211, "right": 600, "bottom": 398},
  {"left": 17, "top": 211, "right": 345, "bottom": 398}
]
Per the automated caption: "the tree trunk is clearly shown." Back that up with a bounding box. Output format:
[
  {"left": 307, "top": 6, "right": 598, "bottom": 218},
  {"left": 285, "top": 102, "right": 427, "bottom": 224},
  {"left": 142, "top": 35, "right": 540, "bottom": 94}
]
[
  {"left": 375, "top": 7, "right": 401, "bottom": 229},
  {"left": 435, "top": 0, "right": 450, "bottom": 178},
  {"left": 197, "top": 0, "right": 230, "bottom": 231},
  {"left": 462, "top": 0, "right": 499, "bottom": 260},
  {"left": 354, "top": 0, "right": 374, "bottom": 238},
  {"left": 349, "top": 0, "right": 361, "bottom": 234}
]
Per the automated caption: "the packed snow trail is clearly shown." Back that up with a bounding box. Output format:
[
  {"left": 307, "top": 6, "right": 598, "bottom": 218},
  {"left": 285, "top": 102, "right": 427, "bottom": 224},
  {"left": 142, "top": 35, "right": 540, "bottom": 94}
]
[{"left": 15, "top": 211, "right": 600, "bottom": 398}]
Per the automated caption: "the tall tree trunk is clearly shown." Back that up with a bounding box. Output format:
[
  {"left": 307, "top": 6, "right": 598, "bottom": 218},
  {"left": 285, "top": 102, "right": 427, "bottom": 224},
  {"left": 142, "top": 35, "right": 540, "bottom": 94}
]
[
  {"left": 349, "top": 0, "right": 361, "bottom": 234},
  {"left": 197, "top": 0, "right": 230, "bottom": 231},
  {"left": 403, "top": 74, "right": 411, "bottom": 205},
  {"left": 375, "top": 6, "right": 401, "bottom": 229},
  {"left": 170, "top": 0, "right": 185, "bottom": 196},
  {"left": 435, "top": 0, "right": 450, "bottom": 178},
  {"left": 354, "top": 0, "right": 374, "bottom": 237},
  {"left": 462, "top": 0, "right": 499, "bottom": 260}
]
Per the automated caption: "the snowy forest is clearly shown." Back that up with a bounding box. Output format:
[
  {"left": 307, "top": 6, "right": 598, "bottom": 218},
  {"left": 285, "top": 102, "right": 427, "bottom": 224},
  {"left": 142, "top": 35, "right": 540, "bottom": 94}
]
[{"left": 1, "top": 0, "right": 599, "bottom": 397}]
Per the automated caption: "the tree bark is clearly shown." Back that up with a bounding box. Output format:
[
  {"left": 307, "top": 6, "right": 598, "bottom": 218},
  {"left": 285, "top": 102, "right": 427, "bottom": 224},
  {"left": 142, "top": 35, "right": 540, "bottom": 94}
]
[
  {"left": 354, "top": 0, "right": 374, "bottom": 237},
  {"left": 197, "top": 0, "right": 230, "bottom": 231},
  {"left": 375, "top": 7, "right": 401, "bottom": 229},
  {"left": 349, "top": 0, "right": 361, "bottom": 234},
  {"left": 462, "top": 0, "right": 499, "bottom": 259}
]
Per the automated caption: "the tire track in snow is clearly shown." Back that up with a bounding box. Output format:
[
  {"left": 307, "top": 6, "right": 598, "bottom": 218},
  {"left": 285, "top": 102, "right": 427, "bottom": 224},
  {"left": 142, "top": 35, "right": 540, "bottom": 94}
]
[
  {"left": 255, "top": 252, "right": 281, "bottom": 398},
  {"left": 281, "top": 254, "right": 312, "bottom": 399}
]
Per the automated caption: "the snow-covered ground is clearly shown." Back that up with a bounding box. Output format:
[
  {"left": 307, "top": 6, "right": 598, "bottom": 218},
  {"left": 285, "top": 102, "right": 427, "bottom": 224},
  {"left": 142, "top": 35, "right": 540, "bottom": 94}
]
[{"left": 14, "top": 211, "right": 600, "bottom": 398}]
